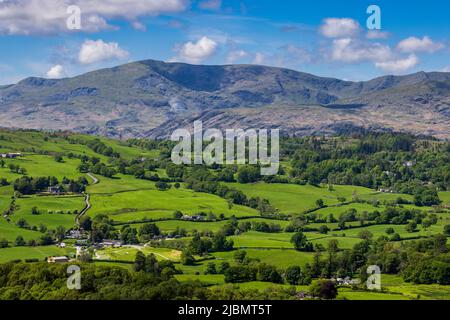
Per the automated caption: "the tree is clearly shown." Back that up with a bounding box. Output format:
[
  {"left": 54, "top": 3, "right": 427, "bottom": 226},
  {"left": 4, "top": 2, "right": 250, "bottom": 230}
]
[
  {"left": 15, "top": 235, "right": 25, "bottom": 246},
  {"left": 285, "top": 266, "right": 302, "bottom": 285},
  {"left": 205, "top": 262, "right": 217, "bottom": 275},
  {"left": 237, "top": 166, "right": 261, "bottom": 184},
  {"left": 309, "top": 280, "right": 338, "bottom": 300},
  {"left": 55, "top": 225, "right": 66, "bottom": 241},
  {"left": 390, "top": 233, "right": 401, "bottom": 241},
  {"left": 444, "top": 225, "right": 450, "bottom": 237},
  {"left": 315, "top": 199, "right": 324, "bottom": 208},
  {"left": 212, "top": 233, "right": 234, "bottom": 252},
  {"left": 257, "top": 263, "right": 282, "bottom": 283},
  {"left": 234, "top": 250, "right": 247, "bottom": 264},
  {"left": 121, "top": 226, "right": 138, "bottom": 244},
  {"left": 138, "top": 223, "right": 160, "bottom": 242},
  {"left": 385, "top": 227, "right": 395, "bottom": 235},
  {"left": 39, "top": 233, "right": 54, "bottom": 245},
  {"left": 413, "top": 187, "right": 441, "bottom": 207},
  {"left": 291, "top": 232, "right": 313, "bottom": 252},
  {"left": 38, "top": 224, "right": 47, "bottom": 233},
  {"left": 80, "top": 216, "right": 92, "bottom": 231},
  {"left": 78, "top": 251, "right": 92, "bottom": 263},
  {"left": 155, "top": 181, "right": 171, "bottom": 191},
  {"left": 318, "top": 225, "right": 330, "bottom": 234},
  {"left": 16, "top": 218, "right": 28, "bottom": 228},
  {"left": 180, "top": 250, "right": 195, "bottom": 266},
  {"left": 405, "top": 221, "right": 418, "bottom": 233},
  {"left": 134, "top": 251, "right": 146, "bottom": 272},
  {"left": 173, "top": 210, "right": 183, "bottom": 219},
  {"left": 0, "top": 159, "right": 5, "bottom": 168},
  {"left": 0, "top": 238, "right": 8, "bottom": 248},
  {"left": 422, "top": 219, "right": 432, "bottom": 230},
  {"left": 31, "top": 206, "right": 39, "bottom": 215},
  {"left": 144, "top": 254, "right": 159, "bottom": 275},
  {"left": 219, "top": 262, "right": 231, "bottom": 274},
  {"left": 224, "top": 265, "right": 256, "bottom": 283},
  {"left": 358, "top": 230, "right": 373, "bottom": 240}
]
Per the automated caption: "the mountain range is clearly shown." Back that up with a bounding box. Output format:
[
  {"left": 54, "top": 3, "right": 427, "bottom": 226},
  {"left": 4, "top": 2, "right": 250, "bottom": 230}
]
[{"left": 1, "top": 59, "right": 450, "bottom": 139}]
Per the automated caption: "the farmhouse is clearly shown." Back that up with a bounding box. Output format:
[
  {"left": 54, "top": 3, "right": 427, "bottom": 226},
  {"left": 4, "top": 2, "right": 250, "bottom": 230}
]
[
  {"left": 67, "top": 230, "right": 83, "bottom": 239},
  {"left": 47, "top": 256, "right": 69, "bottom": 263},
  {"left": 333, "top": 277, "right": 361, "bottom": 286},
  {"left": 48, "top": 186, "right": 63, "bottom": 194},
  {"left": 182, "top": 215, "right": 204, "bottom": 221},
  {"left": 100, "top": 240, "right": 123, "bottom": 248},
  {"left": 0, "top": 152, "right": 22, "bottom": 158}
]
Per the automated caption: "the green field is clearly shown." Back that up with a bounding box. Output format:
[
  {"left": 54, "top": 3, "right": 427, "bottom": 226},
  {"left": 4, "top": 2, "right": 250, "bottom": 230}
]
[
  {"left": 89, "top": 187, "right": 259, "bottom": 221},
  {"left": 95, "top": 246, "right": 182, "bottom": 262},
  {"left": 227, "top": 182, "right": 374, "bottom": 214},
  {"left": 1, "top": 154, "right": 85, "bottom": 180},
  {"left": 0, "top": 130, "right": 449, "bottom": 300},
  {"left": 0, "top": 245, "right": 75, "bottom": 263},
  {"left": 0, "top": 218, "right": 43, "bottom": 243},
  {"left": 11, "top": 195, "right": 84, "bottom": 229}
]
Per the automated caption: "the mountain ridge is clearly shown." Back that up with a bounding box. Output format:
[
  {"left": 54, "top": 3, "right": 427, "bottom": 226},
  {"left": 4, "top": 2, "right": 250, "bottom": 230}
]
[{"left": 1, "top": 59, "right": 450, "bottom": 139}]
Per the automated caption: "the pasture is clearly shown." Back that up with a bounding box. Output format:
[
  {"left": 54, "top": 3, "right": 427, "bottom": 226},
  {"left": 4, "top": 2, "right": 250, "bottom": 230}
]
[
  {"left": 0, "top": 245, "right": 75, "bottom": 263},
  {"left": 11, "top": 195, "right": 84, "bottom": 229},
  {"left": 227, "top": 182, "right": 374, "bottom": 214}
]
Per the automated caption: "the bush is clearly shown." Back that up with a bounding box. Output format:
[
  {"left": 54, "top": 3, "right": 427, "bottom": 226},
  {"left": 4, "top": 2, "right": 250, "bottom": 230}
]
[{"left": 309, "top": 280, "right": 338, "bottom": 300}]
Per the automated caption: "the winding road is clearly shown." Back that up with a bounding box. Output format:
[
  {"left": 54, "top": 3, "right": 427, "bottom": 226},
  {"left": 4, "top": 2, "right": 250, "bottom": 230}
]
[{"left": 75, "top": 173, "right": 98, "bottom": 225}]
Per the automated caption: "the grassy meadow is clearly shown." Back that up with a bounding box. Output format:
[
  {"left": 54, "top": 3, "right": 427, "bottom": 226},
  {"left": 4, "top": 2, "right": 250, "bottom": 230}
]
[{"left": 0, "top": 130, "right": 449, "bottom": 300}]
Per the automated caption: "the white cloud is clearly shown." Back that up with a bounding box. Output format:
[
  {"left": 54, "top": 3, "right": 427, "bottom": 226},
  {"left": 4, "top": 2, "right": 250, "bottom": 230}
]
[
  {"left": 226, "top": 50, "right": 248, "bottom": 64},
  {"left": 0, "top": 0, "right": 189, "bottom": 35},
  {"left": 78, "top": 39, "right": 129, "bottom": 64},
  {"left": 441, "top": 67, "right": 450, "bottom": 73},
  {"left": 283, "top": 44, "right": 312, "bottom": 63},
  {"left": 330, "top": 38, "right": 391, "bottom": 63},
  {"left": 45, "top": 64, "right": 65, "bottom": 78},
  {"left": 131, "top": 21, "right": 147, "bottom": 31},
  {"left": 199, "top": 0, "right": 222, "bottom": 11},
  {"left": 319, "top": 18, "right": 360, "bottom": 38},
  {"left": 397, "top": 36, "right": 444, "bottom": 53},
  {"left": 328, "top": 38, "right": 418, "bottom": 74},
  {"left": 253, "top": 53, "right": 265, "bottom": 65},
  {"left": 366, "top": 30, "right": 390, "bottom": 39},
  {"left": 375, "top": 54, "right": 419, "bottom": 73},
  {"left": 175, "top": 36, "right": 218, "bottom": 64}
]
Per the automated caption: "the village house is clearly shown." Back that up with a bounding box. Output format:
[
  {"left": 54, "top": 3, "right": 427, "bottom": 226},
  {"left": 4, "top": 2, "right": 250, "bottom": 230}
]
[
  {"left": 0, "top": 152, "right": 22, "bottom": 158},
  {"left": 100, "top": 240, "right": 124, "bottom": 248},
  {"left": 48, "top": 186, "right": 63, "bottom": 194},
  {"left": 75, "top": 239, "right": 88, "bottom": 246},
  {"left": 378, "top": 188, "right": 394, "bottom": 193},
  {"left": 333, "top": 277, "right": 361, "bottom": 286},
  {"left": 182, "top": 215, "right": 204, "bottom": 221},
  {"left": 47, "top": 256, "right": 69, "bottom": 263},
  {"left": 67, "top": 229, "right": 84, "bottom": 239}
]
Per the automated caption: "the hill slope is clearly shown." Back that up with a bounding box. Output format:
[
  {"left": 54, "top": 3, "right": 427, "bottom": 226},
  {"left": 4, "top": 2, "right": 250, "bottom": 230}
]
[{"left": 1, "top": 59, "right": 450, "bottom": 138}]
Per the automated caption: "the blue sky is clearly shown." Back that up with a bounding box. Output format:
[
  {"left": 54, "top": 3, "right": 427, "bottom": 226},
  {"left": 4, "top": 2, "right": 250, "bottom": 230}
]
[{"left": 0, "top": 0, "right": 449, "bottom": 84}]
